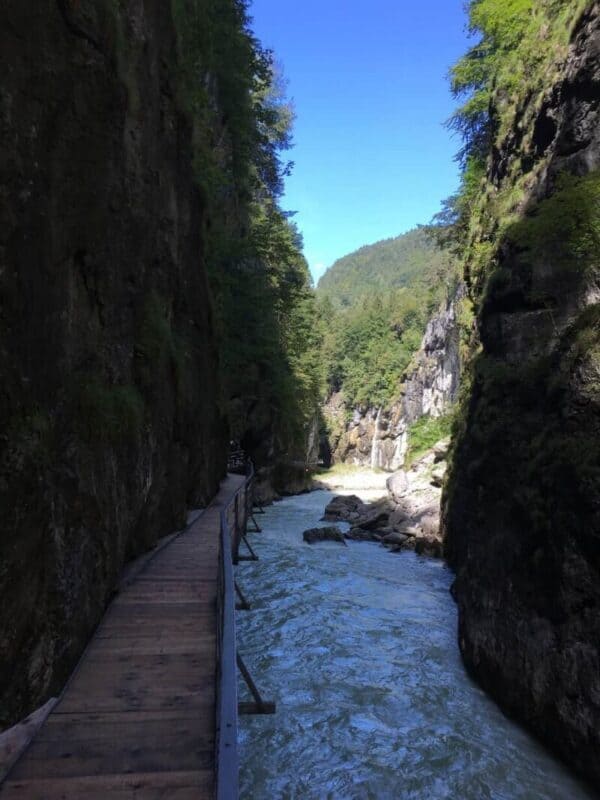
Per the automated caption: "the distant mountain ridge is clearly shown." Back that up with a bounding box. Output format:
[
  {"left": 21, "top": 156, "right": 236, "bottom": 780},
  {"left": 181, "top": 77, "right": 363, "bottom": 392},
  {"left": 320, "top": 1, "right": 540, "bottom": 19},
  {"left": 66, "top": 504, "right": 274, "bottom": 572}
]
[{"left": 316, "top": 227, "right": 445, "bottom": 307}]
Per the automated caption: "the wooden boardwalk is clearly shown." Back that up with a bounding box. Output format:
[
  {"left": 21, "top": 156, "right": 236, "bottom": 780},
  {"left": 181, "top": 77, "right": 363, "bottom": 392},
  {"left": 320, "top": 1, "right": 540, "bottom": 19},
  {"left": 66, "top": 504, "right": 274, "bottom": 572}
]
[{"left": 1, "top": 474, "right": 246, "bottom": 800}]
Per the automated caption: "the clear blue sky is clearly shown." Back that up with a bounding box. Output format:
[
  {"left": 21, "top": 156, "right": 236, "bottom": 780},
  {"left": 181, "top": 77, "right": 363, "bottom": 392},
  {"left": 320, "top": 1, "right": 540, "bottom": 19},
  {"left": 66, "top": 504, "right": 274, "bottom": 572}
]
[{"left": 249, "top": 0, "right": 470, "bottom": 284}]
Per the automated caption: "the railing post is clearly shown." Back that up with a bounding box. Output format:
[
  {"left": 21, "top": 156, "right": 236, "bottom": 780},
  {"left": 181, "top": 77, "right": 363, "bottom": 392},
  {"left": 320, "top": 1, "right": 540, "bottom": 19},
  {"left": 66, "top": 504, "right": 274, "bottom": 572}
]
[
  {"left": 217, "top": 511, "right": 239, "bottom": 800},
  {"left": 233, "top": 493, "right": 239, "bottom": 563}
]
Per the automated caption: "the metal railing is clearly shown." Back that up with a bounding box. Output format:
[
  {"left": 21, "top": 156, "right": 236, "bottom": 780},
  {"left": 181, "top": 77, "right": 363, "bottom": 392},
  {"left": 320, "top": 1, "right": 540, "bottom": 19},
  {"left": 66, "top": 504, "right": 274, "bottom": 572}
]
[{"left": 215, "top": 461, "right": 254, "bottom": 800}]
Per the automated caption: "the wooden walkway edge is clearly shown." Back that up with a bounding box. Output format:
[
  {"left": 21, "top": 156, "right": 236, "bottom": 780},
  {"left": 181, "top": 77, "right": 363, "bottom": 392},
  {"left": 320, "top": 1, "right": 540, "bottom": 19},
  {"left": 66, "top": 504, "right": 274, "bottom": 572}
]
[{"left": 0, "top": 474, "right": 246, "bottom": 800}]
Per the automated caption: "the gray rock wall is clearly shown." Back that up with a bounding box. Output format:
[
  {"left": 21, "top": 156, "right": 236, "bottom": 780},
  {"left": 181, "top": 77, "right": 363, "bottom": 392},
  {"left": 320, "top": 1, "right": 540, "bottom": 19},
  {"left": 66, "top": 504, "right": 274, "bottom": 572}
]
[
  {"left": 443, "top": 5, "right": 600, "bottom": 788},
  {"left": 325, "top": 289, "right": 462, "bottom": 470},
  {"left": 0, "top": 1, "right": 225, "bottom": 728}
]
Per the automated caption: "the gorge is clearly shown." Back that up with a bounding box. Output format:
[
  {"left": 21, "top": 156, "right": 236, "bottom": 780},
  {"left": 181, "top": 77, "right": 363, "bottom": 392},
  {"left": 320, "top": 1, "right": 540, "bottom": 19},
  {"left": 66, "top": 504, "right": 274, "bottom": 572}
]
[{"left": 1, "top": 0, "right": 599, "bottom": 796}]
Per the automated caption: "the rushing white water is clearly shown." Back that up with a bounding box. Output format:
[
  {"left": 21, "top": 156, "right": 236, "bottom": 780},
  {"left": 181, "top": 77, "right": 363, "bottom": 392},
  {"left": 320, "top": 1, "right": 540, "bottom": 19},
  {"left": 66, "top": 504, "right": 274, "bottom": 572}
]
[{"left": 237, "top": 490, "right": 594, "bottom": 800}]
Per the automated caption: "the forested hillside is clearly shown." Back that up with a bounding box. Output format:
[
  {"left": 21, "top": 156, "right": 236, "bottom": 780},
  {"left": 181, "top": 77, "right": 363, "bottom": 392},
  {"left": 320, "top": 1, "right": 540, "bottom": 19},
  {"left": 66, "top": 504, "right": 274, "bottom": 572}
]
[
  {"left": 317, "top": 227, "right": 453, "bottom": 309},
  {"left": 317, "top": 229, "right": 460, "bottom": 409},
  {"left": 440, "top": 0, "right": 600, "bottom": 787}
]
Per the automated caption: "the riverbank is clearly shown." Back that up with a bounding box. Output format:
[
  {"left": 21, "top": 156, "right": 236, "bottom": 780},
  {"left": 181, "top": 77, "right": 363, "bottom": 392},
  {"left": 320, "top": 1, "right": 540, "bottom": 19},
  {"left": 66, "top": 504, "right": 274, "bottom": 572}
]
[
  {"left": 311, "top": 440, "right": 448, "bottom": 558},
  {"left": 311, "top": 465, "right": 389, "bottom": 501}
]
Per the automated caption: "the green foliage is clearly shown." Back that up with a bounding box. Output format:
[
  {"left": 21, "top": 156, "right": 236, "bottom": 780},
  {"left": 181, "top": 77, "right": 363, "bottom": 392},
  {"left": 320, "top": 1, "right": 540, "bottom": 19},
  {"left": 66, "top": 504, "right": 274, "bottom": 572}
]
[
  {"left": 317, "top": 227, "right": 454, "bottom": 309},
  {"left": 320, "top": 292, "right": 424, "bottom": 408},
  {"left": 441, "top": 0, "right": 590, "bottom": 284},
  {"left": 171, "top": 0, "right": 292, "bottom": 206},
  {"left": 167, "top": 1, "right": 322, "bottom": 463},
  {"left": 171, "top": 1, "right": 319, "bottom": 458},
  {"left": 317, "top": 229, "right": 460, "bottom": 409},
  {"left": 445, "top": 304, "right": 600, "bottom": 538},
  {"left": 448, "top": 0, "right": 586, "bottom": 164},
  {"left": 406, "top": 414, "right": 453, "bottom": 466},
  {"left": 508, "top": 172, "right": 600, "bottom": 273},
  {"left": 76, "top": 380, "right": 144, "bottom": 443},
  {"left": 171, "top": 0, "right": 257, "bottom": 201},
  {"left": 215, "top": 207, "right": 322, "bottom": 452},
  {"left": 437, "top": 2, "right": 597, "bottom": 507}
]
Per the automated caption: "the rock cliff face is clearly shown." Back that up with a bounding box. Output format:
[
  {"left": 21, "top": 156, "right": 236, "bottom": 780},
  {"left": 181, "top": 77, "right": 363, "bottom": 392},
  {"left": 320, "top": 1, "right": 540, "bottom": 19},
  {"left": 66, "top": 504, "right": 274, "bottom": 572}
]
[
  {"left": 444, "top": 5, "right": 600, "bottom": 788},
  {"left": 250, "top": 412, "right": 320, "bottom": 503},
  {"left": 0, "top": 2, "right": 225, "bottom": 728},
  {"left": 324, "top": 290, "right": 462, "bottom": 470}
]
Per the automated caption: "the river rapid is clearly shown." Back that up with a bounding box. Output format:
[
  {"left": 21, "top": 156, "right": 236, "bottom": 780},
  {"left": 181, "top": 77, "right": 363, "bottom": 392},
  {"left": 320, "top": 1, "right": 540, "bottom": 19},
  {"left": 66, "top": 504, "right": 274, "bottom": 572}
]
[{"left": 237, "top": 490, "right": 594, "bottom": 800}]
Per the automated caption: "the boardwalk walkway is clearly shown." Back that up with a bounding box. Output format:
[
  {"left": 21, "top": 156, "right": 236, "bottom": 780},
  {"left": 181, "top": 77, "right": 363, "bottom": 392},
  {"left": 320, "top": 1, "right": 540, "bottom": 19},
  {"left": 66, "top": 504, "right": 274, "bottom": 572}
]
[{"left": 1, "top": 473, "right": 246, "bottom": 799}]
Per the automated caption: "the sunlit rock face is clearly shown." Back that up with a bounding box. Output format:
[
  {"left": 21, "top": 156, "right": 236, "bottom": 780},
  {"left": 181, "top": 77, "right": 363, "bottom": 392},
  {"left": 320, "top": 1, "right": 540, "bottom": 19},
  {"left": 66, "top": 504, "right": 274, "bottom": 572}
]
[
  {"left": 324, "top": 289, "right": 462, "bottom": 471},
  {"left": 444, "top": 6, "right": 600, "bottom": 789},
  {"left": 403, "top": 296, "right": 462, "bottom": 422},
  {"left": 0, "top": 2, "right": 225, "bottom": 728}
]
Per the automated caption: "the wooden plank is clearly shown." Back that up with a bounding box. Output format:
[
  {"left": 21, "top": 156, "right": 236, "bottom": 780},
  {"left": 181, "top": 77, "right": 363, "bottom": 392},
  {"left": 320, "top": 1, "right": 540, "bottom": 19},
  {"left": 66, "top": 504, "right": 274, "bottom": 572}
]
[
  {"left": 117, "top": 582, "right": 216, "bottom": 602},
  {"left": 95, "top": 607, "right": 216, "bottom": 636},
  {"left": 129, "top": 569, "right": 217, "bottom": 582},
  {"left": 54, "top": 686, "right": 215, "bottom": 715},
  {"left": 10, "top": 716, "right": 213, "bottom": 778},
  {"left": 101, "top": 602, "right": 214, "bottom": 620},
  {"left": 55, "top": 653, "right": 216, "bottom": 714},
  {"left": 1, "top": 770, "right": 213, "bottom": 799},
  {"left": 94, "top": 619, "right": 216, "bottom": 640},
  {"left": 63, "top": 651, "right": 216, "bottom": 673},
  {"left": 83, "top": 635, "right": 215, "bottom": 657},
  {"left": 42, "top": 710, "right": 201, "bottom": 727}
]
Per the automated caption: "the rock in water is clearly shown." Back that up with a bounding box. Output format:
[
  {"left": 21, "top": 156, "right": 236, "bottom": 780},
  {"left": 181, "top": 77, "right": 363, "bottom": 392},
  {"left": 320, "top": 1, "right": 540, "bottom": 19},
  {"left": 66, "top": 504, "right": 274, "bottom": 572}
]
[
  {"left": 386, "top": 471, "right": 409, "bottom": 502},
  {"left": 344, "top": 527, "right": 380, "bottom": 542},
  {"left": 382, "top": 531, "right": 408, "bottom": 547},
  {"left": 302, "top": 526, "right": 347, "bottom": 546},
  {"left": 397, "top": 524, "right": 421, "bottom": 537},
  {"left": 322, "top": 494, "right": 364, "bottom": 522},
  {"left": 415, "top": 536, "right": 443, "bottom": 558},
  {"left": 353, "top": 509, "right": 390, "bottom": 531}
]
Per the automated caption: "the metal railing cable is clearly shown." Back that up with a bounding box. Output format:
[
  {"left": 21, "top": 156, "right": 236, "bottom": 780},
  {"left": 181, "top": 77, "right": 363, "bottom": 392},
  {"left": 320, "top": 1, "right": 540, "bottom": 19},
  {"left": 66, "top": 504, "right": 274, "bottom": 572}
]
[{"left": 215, "top": 461, "right": 255, "bottom": 800}]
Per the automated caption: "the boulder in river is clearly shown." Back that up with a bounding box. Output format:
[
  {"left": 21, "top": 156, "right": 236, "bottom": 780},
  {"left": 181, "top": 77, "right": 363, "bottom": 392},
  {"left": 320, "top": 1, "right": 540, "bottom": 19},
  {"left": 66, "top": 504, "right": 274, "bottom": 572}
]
[
  {"left": 386, "top": 471, "right": 409, "bottom": 503},
  {"left": 415, "top": 535, "right": 443, "bottom": 558},
  {"left": 354, "top": 509, "right": 389, "bottom": 531},
  {"left": 382, "top": 531, "right": 408, "bottom": 547},
  {"left": 389, "top": 507, "right": 409, "bottom": 527},
  {"left": 321, "top": 494, "right": 364, "bottom": 522},
  {"left": 303, "top": 526, "right": 347, "bottom": 546},
  {"left": 397, "top": 523, "right": 421, "bottom": 537},
  {"left": 344, "top": 527, "right": 380, "bottom": 542}
]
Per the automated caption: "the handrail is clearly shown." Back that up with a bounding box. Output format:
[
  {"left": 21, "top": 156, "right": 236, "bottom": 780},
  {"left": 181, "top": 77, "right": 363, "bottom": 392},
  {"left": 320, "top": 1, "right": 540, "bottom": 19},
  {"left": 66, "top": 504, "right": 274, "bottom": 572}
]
[{"left": 216, "top": 461, "right": 255, "bottom": 800}]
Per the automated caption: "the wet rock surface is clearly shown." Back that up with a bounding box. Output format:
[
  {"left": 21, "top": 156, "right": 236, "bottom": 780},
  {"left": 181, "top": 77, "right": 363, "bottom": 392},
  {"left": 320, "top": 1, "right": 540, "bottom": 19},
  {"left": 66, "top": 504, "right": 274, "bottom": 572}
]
[{"left": 302, "top": 526, "right": 347, "bottom": 546}]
